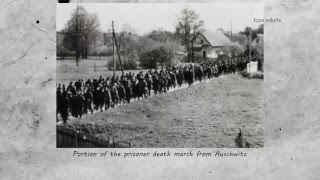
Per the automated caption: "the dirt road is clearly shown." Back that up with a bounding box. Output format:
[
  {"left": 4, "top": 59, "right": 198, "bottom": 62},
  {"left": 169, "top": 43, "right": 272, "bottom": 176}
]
[{"left": 67, "top": 74, "right": 263, "bottom": 148}]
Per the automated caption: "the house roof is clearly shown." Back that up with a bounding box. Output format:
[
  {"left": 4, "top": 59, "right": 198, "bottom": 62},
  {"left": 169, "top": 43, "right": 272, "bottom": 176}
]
[{"left": 201, "top": 29, "right": 231, "bottom": 47}]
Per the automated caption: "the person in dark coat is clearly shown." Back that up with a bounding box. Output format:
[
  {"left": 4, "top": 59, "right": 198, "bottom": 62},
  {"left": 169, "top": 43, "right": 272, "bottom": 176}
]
[
  {"left": 56, "top": 85, "right": 62, "bottom": 121},
  {"left": 110, "top": 83, "right": 119, "bottom": 107},
  {"left": 124, "top": 80, "right": 132, "bottom": 103},
  {"left": 84, "top": 88, "right": 93, "bottom": 115},
  {"left": 169, "top": 71, "right": 177, "bottom": 89},
  {"left": 152, "top": 75, "right": 159, "bottom": 95},
  {"left": 60, "top": 91, "right": 70, "bottom": 124},
  {"left": 146, "top": 74, "right": 153, "bottom": 97},
  {"left": 95, "top": 85, "right": 104, "bottom": 112},
  {"left": 176, "top": 70, "right": 183, "bottom": 87},
  {"left": 117, "top": 84, "right": 126, "bottom": 106},
  {"left": 103, "top": 87, "right": 111, "bottom": 110}
]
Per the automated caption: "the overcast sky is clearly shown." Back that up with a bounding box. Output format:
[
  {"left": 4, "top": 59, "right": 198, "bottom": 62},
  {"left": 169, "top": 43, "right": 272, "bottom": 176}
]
[{"left": 56, "top": 3, "right": 264, "bottom": 35}]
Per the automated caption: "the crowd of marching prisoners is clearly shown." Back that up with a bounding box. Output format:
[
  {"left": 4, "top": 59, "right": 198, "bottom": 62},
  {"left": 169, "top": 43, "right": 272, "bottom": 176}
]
[{"left": 57, "top": 57, "right": 249, "bottom": 123}]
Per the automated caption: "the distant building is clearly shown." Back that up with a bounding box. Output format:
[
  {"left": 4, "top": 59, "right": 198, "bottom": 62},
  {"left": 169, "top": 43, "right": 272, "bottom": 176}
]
[
  {"left": 252, "top": 34, "right": 263, "bottom": 47},
  {"left": 192, "top": 29, "right": 231, "bottom": 59}
]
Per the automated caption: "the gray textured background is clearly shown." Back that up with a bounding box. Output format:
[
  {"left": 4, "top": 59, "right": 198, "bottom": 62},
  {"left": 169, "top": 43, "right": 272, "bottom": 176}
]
[{"left": 1, "top": 0, "right": 320, "bottom": 179}]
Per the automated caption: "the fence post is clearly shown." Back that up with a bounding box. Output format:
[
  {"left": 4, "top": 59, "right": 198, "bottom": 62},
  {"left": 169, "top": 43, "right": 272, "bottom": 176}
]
[
  {"left": 108, "top": 136, "right": 110, "bottom": 147},
  {"left": 80, "top": 133, "right": 83, "bottom": 148},
  {"left": 75, "top": 130, "right": 77, "bottom": 148},
  {"left": 59, "top": 126, "right": 125, "bottom": 148}
]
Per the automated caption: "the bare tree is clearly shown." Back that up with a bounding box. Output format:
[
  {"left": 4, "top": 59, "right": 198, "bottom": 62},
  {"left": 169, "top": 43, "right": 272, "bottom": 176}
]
[
  {"left": 62, "top": 6, "right": 101, "bottom": 60},
  {"left": 174, "top": 9, "right": 204, "bottom": 62}
]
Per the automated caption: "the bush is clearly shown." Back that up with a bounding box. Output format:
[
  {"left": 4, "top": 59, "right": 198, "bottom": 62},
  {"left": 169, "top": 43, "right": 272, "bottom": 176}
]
[
  {"left": 251, "top": 72, "right": 264, "bottom": 79},
  {"left": 139, "top": 42, "right": 182, "bottom": 69},
  {"left": 107, "top": 59, "right": 138, "bottom": 70},
  {"left": 57, "top": 45, "right": 75, "bottom": 58}
]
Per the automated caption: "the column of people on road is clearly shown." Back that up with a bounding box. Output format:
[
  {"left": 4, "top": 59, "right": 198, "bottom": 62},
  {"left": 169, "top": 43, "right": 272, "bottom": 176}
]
[{"left": 56, "top": 56, "right": 249, "bottom": 124}]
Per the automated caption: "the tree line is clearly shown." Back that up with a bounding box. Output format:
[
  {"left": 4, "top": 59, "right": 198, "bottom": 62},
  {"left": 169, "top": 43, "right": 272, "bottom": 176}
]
[{"left": 57, "top": 6, "right": 264, "bottom": 70}]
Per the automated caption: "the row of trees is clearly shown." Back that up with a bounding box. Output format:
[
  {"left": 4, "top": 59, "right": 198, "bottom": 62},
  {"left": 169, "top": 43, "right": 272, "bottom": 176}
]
[
  {"left": 218, "top": 24, "right": 264, "bottom": 71},
  {"left": 105, "top": 31, "right": 183, "bottom": 70},
  {"left": 57, "top": 6, "right": 263, "bottom": 70},
  {"left": 59, "top": 6, "right": 101, "bottom": 59},
  {"left": 57, "top": 6, "right": 186, "bottom": 69}
]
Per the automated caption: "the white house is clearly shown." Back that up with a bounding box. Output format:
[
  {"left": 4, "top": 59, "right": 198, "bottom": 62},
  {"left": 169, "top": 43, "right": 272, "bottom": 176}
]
[{"left": 192, "top": 29, "right": 231, "bottom": 59}]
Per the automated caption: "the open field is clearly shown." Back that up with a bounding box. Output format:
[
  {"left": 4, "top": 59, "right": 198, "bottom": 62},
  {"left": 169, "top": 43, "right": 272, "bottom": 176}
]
[
  {"left": 64, "top": 74, "right": 263, "bottom": 148},
  {"left": 57, "top": 58, "right": 144, "bottom": 85},
  {"left": 57, "top": 58, "right": 197, "bottom": 85}
]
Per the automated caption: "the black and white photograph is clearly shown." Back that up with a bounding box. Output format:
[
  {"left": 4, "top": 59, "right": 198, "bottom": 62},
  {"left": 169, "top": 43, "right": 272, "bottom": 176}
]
[
  {"left": 56, "top": 3, "right": 264, "bottom": 148},
  {"left": 3, "top": 0, "right": 320, "bottom": 178}
]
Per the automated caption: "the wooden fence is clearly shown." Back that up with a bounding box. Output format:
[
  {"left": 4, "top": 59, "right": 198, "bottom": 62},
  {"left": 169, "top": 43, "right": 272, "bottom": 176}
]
[{"left": 57, "top": 125, "right": 131, "bottom": 148}]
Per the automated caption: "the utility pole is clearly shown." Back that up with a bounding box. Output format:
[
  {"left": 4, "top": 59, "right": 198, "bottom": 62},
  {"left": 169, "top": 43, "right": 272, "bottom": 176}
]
[
  {"left": 249, "top": 27, "right": 252, "bottom": 74},
  {"left": 71, "top": 6, "right": 82, "bottom": 66},
  {"left": 112, "top": 21, "right": 115, "bottom": 76},
  {"left": 113, "top": 31, "right": 124, "bottom": 75},
  {"left": 230, "top": 20, "right": 233, "bottom": 38},
  {"left": 75, "top": 5, "right": 79, "bottom": 66},
  {"left": 111, "top": 21, "right": 124, "bottom": 76}
]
